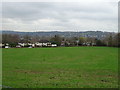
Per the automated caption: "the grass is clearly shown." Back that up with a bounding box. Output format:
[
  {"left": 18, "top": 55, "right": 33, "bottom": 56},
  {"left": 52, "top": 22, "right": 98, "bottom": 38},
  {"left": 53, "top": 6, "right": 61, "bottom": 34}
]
[{"left": 2, "top": 47, "right": 118, "bottom": 88}]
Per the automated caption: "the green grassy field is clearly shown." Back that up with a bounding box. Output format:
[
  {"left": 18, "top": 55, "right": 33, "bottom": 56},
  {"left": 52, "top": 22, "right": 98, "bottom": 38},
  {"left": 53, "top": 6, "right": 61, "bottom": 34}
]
[{"left": 2, "top": 47, "right": 118, "bottom": 88}]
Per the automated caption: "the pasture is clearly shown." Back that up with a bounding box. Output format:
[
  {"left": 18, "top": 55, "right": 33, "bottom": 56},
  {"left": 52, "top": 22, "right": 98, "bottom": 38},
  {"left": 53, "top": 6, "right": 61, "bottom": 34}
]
[{"left": 2, "top": 47, "right": 118, "bottom": 88}]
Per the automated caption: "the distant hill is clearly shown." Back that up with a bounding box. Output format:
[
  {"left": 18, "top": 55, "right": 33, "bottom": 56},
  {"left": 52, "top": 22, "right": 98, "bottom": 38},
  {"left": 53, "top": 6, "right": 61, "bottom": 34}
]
[{"left": 1, "top": 30, "right": 115, "bottom": 39}]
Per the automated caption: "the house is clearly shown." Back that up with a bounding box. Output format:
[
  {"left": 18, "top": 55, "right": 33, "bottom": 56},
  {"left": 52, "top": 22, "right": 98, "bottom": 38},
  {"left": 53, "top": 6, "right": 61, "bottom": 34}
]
[
  {"left": 5, "top": 46, "right": 9, "bottom": 48},
  {"left": 28, "top": 43, "right": 35, "bottom": 47},
  {"left": 4, "top": 43, "right": 10, "bottom": 48},
  {"left": 18, "top": 43, "right": 26, "bottom": 47},
  {"left": 16, "top": 45, "right": 21, "bottom": 48},
  {"left": 47, "top": 43, "right": 52, "bottom": 46},
  {"left": 35, "top": 42, "right": 42, "bottom": 47},
  {"left": 51, "top": 44, "right": 57, "bottom": 47},
  {"left": 39, "top": 40, "right": 52, "bottom": 47},
  {"left": 82, "top": 42, "right": 96, "bottom": 46},
  {"left": 0, "top": 43, "right": 2, "bottom": 48},
  {"left": 61, "top": 41, "right": 65, "bottom": 46},
  {"left": 28, "top": 46, "right": 32, "bottom": 48},
  {"left": 32, "top": 44, "right": 35, "bottom": 47}
]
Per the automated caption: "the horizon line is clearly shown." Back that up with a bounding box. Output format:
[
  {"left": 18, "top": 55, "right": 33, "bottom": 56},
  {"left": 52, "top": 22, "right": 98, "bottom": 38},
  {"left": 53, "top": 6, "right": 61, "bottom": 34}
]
[{"left": 0, "top": 30, "right": 117, "bottom": 33}]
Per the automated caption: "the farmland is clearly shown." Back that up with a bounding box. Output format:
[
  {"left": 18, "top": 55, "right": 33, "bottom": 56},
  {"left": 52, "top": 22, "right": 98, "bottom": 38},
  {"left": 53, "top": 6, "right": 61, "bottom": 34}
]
[{"left": 2, "top": 47, "right": 118, "bottom": 88}]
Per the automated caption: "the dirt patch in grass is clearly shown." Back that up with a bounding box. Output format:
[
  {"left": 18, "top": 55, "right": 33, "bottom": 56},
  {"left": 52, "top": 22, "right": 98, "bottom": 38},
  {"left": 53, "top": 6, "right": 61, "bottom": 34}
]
[{"left": 15, "top": 70, "right": 54, "bottom": 74}]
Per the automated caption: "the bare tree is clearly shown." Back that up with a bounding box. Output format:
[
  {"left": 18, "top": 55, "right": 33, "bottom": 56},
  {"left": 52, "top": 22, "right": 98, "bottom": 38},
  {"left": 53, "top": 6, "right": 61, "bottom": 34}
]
[{"left": 50, "top": 35, "right": 62, "bottom": 46}]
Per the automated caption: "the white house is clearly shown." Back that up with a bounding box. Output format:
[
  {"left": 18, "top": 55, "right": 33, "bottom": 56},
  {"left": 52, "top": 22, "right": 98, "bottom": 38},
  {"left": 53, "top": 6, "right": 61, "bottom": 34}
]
[
  {"left": 51, "top": 44, "right": 57, "bottom": 47},
  {"left": 16, "top": 45, "right": 21, "bottom": 48},
  {"left": 35, "top": 42, "right": 42, "bottom": 47},
  {"left": 0, "top": 43, "right": 2, "bottom": 48},
  {"left": 35, "top": 42, "right": 54, "bottom": 47},
  {"left": 5, "top": 46, "right": 9, "bottom": 48},
  {"left": 18, "top": 43, "right": 26, "bottom": 47}
]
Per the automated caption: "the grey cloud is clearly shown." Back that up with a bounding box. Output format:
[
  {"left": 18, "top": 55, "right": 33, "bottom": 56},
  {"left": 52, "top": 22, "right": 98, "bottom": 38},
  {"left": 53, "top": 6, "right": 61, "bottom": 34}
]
[
  {"left": 2, "top": 2, "right": 118, "bottom": 32},
  {"left": 3, "top": 2, "right": 117, "bottom": 20}
]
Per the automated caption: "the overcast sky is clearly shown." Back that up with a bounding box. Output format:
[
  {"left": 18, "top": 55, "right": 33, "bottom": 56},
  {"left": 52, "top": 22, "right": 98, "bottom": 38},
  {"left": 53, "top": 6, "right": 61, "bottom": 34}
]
[{"left": 2, "top": 0, "right": 118, "bottom": 32}]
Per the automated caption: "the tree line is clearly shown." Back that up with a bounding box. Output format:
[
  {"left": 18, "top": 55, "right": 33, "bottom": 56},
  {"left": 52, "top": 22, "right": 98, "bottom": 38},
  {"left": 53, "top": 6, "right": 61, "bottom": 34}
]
[{"left": 1, "top": 33, "right": 120, "bottom": 47}]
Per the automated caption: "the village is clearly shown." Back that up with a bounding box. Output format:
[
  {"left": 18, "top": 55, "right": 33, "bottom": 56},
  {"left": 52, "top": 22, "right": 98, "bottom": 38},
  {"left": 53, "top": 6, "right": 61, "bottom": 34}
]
[
  {"left": 1, "top": 42, "right": 58, "bottom": 48},
  {"left": 1, "top": 32, "right": 119, "bottom": 48},
  {"left": 0, "top": 41, "right": 96, "bottom": 48}
]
